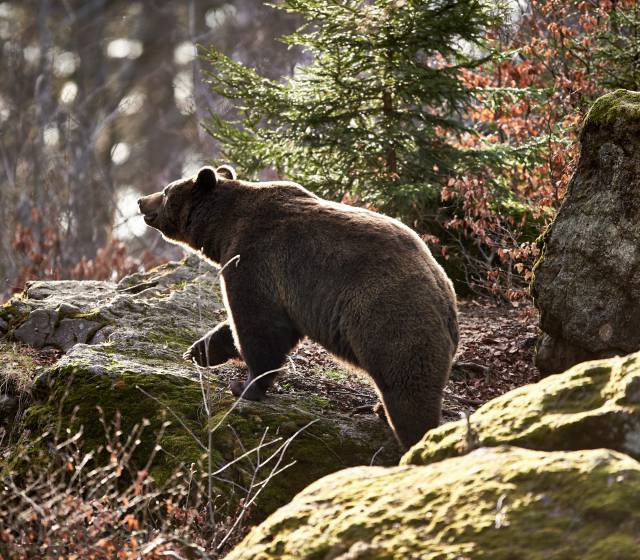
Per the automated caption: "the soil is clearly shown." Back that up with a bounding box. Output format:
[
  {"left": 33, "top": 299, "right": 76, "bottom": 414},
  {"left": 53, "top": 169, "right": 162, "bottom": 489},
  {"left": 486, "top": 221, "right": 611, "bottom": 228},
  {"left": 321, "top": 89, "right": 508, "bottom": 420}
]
[{"left": 443, "top": 298, "right": 539, "bottom": 421}]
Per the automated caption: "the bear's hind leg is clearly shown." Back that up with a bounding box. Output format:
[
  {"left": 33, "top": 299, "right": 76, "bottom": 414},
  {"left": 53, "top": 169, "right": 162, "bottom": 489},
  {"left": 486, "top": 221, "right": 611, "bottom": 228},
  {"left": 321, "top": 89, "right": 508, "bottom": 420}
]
[
  {"left": 183, "top": 320, "right": 240, "bottom": 366},
  {"left": 378, "top": 385, "right": 442, "bottom": 449},
  {"left": 355, "top": 325, "right": 454, "bottom": 449}
]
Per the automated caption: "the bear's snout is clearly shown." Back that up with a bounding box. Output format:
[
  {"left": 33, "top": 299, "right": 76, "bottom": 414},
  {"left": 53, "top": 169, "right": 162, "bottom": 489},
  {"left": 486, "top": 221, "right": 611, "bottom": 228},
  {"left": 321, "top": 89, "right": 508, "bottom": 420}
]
[{"left": 138, "top": 192, "right": 163, "bottom": 224}]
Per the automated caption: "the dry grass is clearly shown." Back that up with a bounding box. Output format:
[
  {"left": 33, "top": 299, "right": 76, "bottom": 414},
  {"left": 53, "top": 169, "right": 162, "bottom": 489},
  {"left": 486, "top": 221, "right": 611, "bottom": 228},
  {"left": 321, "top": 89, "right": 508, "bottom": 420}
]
[
  {"left": 0, "top": 341, "right": 39, "bottom": 396},
  {"left": 0, "top": 409, "right": 246, "bottom": 559},
  {"left": 0, "top": 362, "right": 314, "bottom": 559}
]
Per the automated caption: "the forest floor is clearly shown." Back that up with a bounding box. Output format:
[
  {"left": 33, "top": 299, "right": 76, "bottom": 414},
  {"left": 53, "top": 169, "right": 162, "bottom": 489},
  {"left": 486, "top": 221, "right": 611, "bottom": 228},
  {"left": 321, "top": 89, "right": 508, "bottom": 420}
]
[{"left": 0, "top": 299, "right": 542, "bottom": 560}]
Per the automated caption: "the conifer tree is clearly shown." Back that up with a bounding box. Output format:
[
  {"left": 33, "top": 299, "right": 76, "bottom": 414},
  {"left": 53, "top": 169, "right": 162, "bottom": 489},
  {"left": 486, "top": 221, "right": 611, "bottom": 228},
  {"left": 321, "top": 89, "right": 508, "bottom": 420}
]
[{"left": 203, "top": 0, "right": 505, "bottom": 228}]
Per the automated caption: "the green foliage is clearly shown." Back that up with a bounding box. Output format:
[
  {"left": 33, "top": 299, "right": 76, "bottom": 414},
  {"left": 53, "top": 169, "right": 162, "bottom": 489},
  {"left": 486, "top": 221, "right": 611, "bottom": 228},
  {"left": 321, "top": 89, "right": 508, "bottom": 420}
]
[
  {"left": 594, "top": 2, "right": 640, "bottom": 92},
  {"left": 203, "top": 0, "right": 507, "bottom": 227}
]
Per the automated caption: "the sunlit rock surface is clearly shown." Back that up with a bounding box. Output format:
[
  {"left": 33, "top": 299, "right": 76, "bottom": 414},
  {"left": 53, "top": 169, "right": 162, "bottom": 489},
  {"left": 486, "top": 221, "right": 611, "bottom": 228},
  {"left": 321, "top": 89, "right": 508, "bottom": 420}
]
[
  {"left": 230, "top": 351, "right": 640, "bottom": 558},
  {"left": 228, "top": 446, "right": 640, "bottom": 560},
  {"left": 402, "top": 352, "right": 640, "bottom": 466}
]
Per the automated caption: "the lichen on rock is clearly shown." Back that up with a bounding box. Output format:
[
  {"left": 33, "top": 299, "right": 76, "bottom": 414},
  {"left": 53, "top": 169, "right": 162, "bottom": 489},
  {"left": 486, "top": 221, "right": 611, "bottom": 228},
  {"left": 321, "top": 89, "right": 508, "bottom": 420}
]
[
  {"left": 532, "top": 89, "right": 640, "bottom": 375},
  {"left": 228, "top": 446, "right": 640, "bottom": 560}
]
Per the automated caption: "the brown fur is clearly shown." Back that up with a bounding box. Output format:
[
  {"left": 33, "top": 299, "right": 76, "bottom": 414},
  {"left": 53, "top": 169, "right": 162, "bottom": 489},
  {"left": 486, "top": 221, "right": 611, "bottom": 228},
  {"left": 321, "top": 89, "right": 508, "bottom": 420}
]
[{"left": 138, "top": 165, "right": 459, "bottom": 448}]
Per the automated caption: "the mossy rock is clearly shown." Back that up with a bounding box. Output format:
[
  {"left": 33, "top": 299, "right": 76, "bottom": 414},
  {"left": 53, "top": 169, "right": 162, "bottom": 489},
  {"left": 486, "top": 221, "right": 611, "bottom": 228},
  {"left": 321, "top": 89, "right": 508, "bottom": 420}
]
[
  {"left": 2, "top": 256, "right": 400, "bottom": 520},
  {"left": 581, "top": 89, "right": 640, "bottom": 132},
  {"left": 402, "top": 352, "right": 640, "bottom": 467},
  {"left": 23, "top": 358, "right": 396, "bottom": 520},
  {"left": 532, "top": 89, "right": 640, "bottom": 375},
  {"left": 228, "top": 446, "right": 640, "bottom": 559}
]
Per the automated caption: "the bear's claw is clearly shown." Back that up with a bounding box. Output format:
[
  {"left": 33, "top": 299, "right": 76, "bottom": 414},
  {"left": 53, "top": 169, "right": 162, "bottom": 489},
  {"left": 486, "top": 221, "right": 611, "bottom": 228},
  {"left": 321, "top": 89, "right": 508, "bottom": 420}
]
[{"left": 183, "top": 341, "right": 207, "bottom": 366}]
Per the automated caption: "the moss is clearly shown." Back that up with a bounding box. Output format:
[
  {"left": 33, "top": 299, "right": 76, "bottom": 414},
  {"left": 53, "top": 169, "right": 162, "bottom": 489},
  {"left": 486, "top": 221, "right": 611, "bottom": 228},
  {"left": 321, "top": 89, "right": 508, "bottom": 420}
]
[
  {"left": 322, "top": 368, "right": 349, "bottom": 382},
  {"left": 95, "top": 343, "right": 179, "bottom": 368},
  {"left": 160, "top": 260, "right": 181, "bottom": 271},
  {"left": 205, "top": 397, "right": 398, "bottom": 519},
  {"left": 228, "top": 446, "right": 640, "bottom": 560},
  {"left": 301, "top": 394, "right": 331, "bottom": 409},
  {"left": 0, "top": 303, "right": 15, "bottom": 322},
  {"left": 94, "top": 342, "right": 118, "bottom": 355},
  {"left": 24, "top": 365, "right": 207, "bottom": 485},
  {"left": 143, "top": 328, "right": 197, "bottom": 350},
  {"left": 0, "top": 301, "right": 29, "bottom": 329},
  {"left": 171, "top": 280, "right": 188, "bottom": 291},
  {"left": 582, "top": 89, "right": 640, "bottom": 131},
  {"left": 584, "top": 535, "right": 640, "bottom": 560},
  {"left": 529, "top": 221, "right": 555, "bottom": 301},
  {"left": 402, "top": 354, "right": 640, "bottom": 467},
  {"left": 539, "top": 364, "right": 610, "bottom": 412},
  {"left": 65, "top": 308, "right": 112, "bottom": 326},
  {"left": 16, "top": 353, "right": 398, "bottom": 521}
]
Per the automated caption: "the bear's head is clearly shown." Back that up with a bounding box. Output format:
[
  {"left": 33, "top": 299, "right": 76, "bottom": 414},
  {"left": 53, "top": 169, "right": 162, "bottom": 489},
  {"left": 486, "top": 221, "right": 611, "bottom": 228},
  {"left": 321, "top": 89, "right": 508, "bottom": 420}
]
[{"left": 137, "top": 164, "right": 236, "bottom": 244}]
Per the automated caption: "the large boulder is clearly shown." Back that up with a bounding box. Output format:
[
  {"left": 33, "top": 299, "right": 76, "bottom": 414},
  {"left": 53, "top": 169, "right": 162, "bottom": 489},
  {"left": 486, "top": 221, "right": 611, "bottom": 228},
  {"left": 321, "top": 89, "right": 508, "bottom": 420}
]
[
  {"left": 227, "top": 446, "right": 640, "bottom": 560},
  {"left": 402, "top": 351, "right": 640, "bottom": 467},
  {"left": 532, "top": 89, "right": 640, "bottom": 375},
  {"left": 1, "top": 257, "right": 400, "bottom": 519}
]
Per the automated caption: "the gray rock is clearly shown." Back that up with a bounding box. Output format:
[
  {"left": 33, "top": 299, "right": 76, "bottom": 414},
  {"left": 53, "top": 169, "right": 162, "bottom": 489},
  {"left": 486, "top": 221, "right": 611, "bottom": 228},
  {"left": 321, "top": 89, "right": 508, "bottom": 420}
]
[
  {"left": 24, "top": 280, "right": 113, "bottom": 307},
  {"left": 32, "top": 370, "right": 53, "bottom": 398},
  {"left": 0, "top": 317, "right": 8, "bottom": 333},
  {"left": 532, "top": 90, "right": 640, "bottom": 375},
  {"left": 50, "top": 318, "right": 103, "bottom": 352},
  {"left": 12, "top": 307, "right": 101, "bottom": 352},
  {"left": 90, "top": 325, "right": 115, "bottom": 344},
  {"left": 13, "top": 308, "right": 58, "bottom": 347},
  {"left": 57, "top": 302, "right": 81, "bottom": 316}
]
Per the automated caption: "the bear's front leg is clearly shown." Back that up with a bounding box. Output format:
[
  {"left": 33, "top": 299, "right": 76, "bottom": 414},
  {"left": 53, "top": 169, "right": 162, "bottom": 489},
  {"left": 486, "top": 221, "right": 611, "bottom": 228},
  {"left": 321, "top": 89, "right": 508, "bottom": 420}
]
[
  {"left": 183, "top": 320, "right": 240, "bottom": 366},
  {"left": 227, "top": 313, "right": 301, "bottom": 401}
]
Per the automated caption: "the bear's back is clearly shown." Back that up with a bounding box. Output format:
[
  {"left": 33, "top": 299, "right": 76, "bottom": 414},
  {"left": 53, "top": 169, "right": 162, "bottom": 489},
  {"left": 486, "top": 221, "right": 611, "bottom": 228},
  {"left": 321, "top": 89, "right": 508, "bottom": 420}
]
[
  {"left": 231, "top": 179, "right": 447, "bottom": 287},
  {"left": 224, "top": 180, "right": 456, "bottom": 349}
]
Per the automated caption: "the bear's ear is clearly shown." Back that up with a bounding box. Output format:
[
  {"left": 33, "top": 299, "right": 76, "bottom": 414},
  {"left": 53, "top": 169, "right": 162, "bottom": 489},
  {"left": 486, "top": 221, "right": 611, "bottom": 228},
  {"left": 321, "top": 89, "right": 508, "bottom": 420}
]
[
  {"left": 194, "top": 166, "right": 218, "bottom": 189},
  {"left": 216, "top": 164, "right": 237, "bottom": 181}
]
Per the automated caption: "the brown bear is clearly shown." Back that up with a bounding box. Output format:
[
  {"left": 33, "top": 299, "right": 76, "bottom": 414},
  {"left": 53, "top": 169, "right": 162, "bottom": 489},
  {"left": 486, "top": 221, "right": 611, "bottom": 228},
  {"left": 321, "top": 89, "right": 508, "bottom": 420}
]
[{"left": 138, "top": 165, "right": 458, "bottom": 448}]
